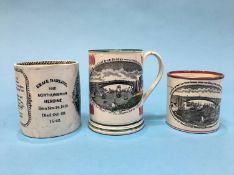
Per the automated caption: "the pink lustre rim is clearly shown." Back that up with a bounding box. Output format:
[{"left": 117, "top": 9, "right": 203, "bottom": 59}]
[{"left": 167, "top": 70, "right": 224, "bottom": 80}]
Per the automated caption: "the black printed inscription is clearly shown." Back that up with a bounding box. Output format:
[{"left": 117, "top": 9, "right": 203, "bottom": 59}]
[
  {"left": 15, "top": 68, "right": 32, "bottom": 127},
  {"left": 37, "top": 79, "right": 69, "bottom": 124}
]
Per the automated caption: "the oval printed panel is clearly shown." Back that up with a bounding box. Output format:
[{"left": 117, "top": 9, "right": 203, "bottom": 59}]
[
  {"left": 90, "top": 60, "right": 143, "bottom": 113},
  {"left": 169, "top": 81, "right": 222, "bottom": 128},
  {"left": 15, "top": 68, "right": 32, "bottom": 127}
]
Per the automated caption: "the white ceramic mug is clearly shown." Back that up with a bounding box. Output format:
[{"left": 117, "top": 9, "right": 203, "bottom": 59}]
[
  {"left": 14, "top": 61, "right": 80, "bottom": 138},
  {"left": 167, "top": 70, "right": 224, "bottom": 133},
  {"left": 88, "top": 49, "right": 164, "bottom": 135}
]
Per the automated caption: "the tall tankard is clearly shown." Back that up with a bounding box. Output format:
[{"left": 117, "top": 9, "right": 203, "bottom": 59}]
[{"left": 88, "top": 49, "right": 164, "bottom": 135}]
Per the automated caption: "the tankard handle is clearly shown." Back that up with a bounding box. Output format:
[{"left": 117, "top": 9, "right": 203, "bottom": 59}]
[{"left": 142, "top": 51, "right": 164, "bottom": 103}]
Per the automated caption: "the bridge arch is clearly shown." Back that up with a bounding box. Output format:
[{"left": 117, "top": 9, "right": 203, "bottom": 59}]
[
  {"left": 98, "top": 80, "right": 135, "bottom": 88},
  {"left": 186, "top": 96, "right": 220, "bottom": 106}
]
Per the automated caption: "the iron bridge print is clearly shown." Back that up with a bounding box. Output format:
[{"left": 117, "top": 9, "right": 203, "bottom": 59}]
[
  {"left": 169, "top": 82, "right": 222, "bottom": 128},
  {"left": 90, "top": 60, "right": 143, "bottom": 112}
]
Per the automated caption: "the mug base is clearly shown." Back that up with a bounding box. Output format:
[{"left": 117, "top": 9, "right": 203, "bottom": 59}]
[
  {"left": 21, "top": 122, "right": 81, "bottom": 138},
  {"left": 88, "top": 119, "right": 144, "bottom": 135},
  {"left": 166, "top": 122, "right": 219, "bottom": 134}
]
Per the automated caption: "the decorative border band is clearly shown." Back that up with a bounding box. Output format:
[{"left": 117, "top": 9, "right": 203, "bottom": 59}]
[
  {"left": 168, "top": 70, "right": 224, "bottom": 80},
  {"left": 15, "top": 68, "right": 32, "bottom": 127}
]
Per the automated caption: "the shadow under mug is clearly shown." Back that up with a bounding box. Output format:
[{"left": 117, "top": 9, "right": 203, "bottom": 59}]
[
  {"left": 14, "top": 61, "right": 80, "bottom": 138},
  {"left": 88, "top": 49, "right": 164, "bottom": 135}
]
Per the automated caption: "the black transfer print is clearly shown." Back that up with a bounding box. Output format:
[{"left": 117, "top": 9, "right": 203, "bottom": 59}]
[
  {"left": 90, "top": 61, "right": 143, "bottom": 112},
  {"left": 15, "top": 68, "right": 32, "bottom": 127},
  {"left": 72, "top": 73, "right": 80, "bottom": 115},
  {"left": 169, "top": 82, "right": 221, "bottom": 128}
]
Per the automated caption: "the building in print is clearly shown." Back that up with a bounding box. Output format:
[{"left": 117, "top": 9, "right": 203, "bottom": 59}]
[
  {"left": 169, "top": 83, "right": 222, "bottom": 128},
  {"left": 90, "top": 61, "right": 143, "bottom": 112}
]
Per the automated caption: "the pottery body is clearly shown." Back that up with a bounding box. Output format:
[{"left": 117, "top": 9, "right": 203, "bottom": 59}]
[
  {"left": 88, "top": 49, "right": 164, "bottom": 135},
  {"left": 14, "top": 61, "right": 80, "bottom": 138},
  {"left": 167, "top": 71, "right": 224, "bottom": 133}
]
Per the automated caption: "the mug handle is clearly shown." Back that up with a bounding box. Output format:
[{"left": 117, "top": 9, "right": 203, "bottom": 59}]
[{"left": 142, "top": 51, "right": 164, "bottom": 103}]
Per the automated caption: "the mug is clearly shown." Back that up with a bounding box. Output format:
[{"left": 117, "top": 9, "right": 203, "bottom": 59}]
[
  {"left": 14, "top": 61, "right": 80, "bottom": 138},
  {"left": 88, "top": 49, "right": 164, "bottom": 135},
  {"left": 167, "top": 70, "right": 224, "bottom": 133}
]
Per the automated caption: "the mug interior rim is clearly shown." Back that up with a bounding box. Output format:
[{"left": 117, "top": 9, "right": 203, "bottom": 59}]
[
  {"left": 168, "top": 70, "right": 224, "bottom": 80},
  {"left": 89, "top": 49, "right": 143, "bottom": 52},
  {"left": 15, "top": 60, "right": 78, "bottom": 66}
]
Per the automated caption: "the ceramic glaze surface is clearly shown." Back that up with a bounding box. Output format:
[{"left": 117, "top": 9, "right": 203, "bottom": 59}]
[
  {"left": 14, "top": 61, "right": 81, "bottom": 138},
  {"left": 167, "top": 71, "right": 224, "bottom": 133},
  {"left": 89, "top": 50, "right": 164, "bottom": 135}
]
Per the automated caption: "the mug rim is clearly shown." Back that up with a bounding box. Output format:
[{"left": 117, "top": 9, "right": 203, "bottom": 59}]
[
  {"left": 167, "top": 70, "right": 224, "bottom": 80},
  {"left": 14, "top": 60, "right": 79, "bottom": 67},
  {"left": 88, "top": 49, "right": 143, "bottom": 53}
]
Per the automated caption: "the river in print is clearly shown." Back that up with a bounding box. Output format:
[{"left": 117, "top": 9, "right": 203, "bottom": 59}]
[
  {"left": 169, "top": 82, "right": 222, "bottom": 128},
  {"left": 90, "top": 60, "right": 143, "bottom": 113}
]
